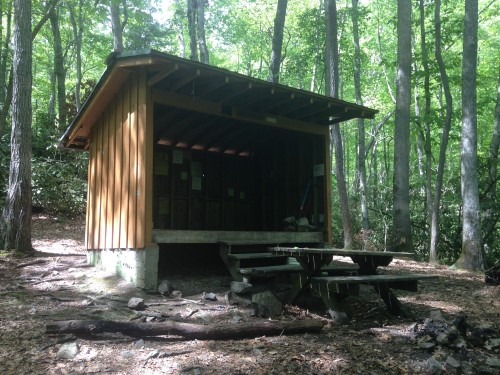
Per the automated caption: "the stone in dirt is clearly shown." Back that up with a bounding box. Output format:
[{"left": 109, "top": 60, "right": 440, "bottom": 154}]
[
  {"left": 445, "top": 356, "right": 461, "bottom": 374},
  {"left": 425, "top": 357, "right": 444, "bottom": 375},
  {"left": 251, "top": 291, "right": 282, "bottom": 318},
  {"left": 57, "top": 342, "right": 79, "bottom": 359},
  {"left": 170, "top": 290, "right": 182, "bottom": 299},
  {"left": 128, "top": 297, "right": 145, "bottom": 310},
  {"left": 230, "top": 281, "right": 253, "bottom": 294},
  {"left": 133, "top": 339, "right": 145, "bottom": 349},
  {"left": 203, "top": 292, "right": 217, "bottom": 301},
  {"left": 158, "top": 279, "right": 176, "bottom": 295}
]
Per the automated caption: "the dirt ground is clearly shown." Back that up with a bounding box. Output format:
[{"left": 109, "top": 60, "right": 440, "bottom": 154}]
[{"left": 0, "top": 214, "right": 499, "bottom": 375}]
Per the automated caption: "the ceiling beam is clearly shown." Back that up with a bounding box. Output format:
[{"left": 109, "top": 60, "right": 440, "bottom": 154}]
[{"left": 152, "top": 89, "right": 328, "bottom": 136}]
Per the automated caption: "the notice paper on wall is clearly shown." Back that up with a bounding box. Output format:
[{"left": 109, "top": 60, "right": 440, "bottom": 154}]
[
  {"left": 154, "top": 153, "right": 169, "bottom": 176},
  {"left": 173, "top": 149, "right": 183, "bottom": 165},
  {"left": 192, "top": 176, "right": 202, "bottom": 190},
  {"left": 313, "top": 164, "right": 325, "bottom": 177}
]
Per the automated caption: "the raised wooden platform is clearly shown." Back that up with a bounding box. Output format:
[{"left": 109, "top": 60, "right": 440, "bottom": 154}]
[{"left": 152, "top": 230, "right": 325, "bottom": 245}]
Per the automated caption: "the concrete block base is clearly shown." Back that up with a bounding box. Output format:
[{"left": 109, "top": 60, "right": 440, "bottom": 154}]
[{"left": 87, "top": 244, "right": 159, "bottom": 290}]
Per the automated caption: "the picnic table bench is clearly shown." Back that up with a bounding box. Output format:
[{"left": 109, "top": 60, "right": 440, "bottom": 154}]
[{"left": 268, "top": 247, "right": 437, "bottom": 323}]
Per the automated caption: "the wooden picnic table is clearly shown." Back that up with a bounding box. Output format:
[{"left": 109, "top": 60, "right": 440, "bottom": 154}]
[{"left": 268, "top": 246, "right": 435, "bottom": 323}]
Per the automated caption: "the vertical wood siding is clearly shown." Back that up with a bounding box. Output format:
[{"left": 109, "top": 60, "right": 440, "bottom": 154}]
[{"left": 85, "top": 69, "right": 152, "bottom": 250}]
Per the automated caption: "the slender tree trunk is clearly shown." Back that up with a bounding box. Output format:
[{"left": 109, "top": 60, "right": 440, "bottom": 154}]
[
  {"left": 197, "top": 0, "right": 209, "bottom": 64},
  {"left": 392, "top": 0, "right": 413, "bottom": 252},
  {"left": 0, "top": 0, "right": 56, "bottom": 138},
  {"left": 1, "top": 0, "right": 32, "bottom": 253},
  {"left": 0, "top": 0, "right": 13, "bottom": 138},
  {"left": 268, "top": 0, "right": 288, "bottom": 83},
  {"left": 325, "top": 0, "right": 353, "bottom": 248},
  {"left": 187, "top": 0, "right": 198, "bottom": 61},
  {"left": 110, "top": 0, "right": 124, "bottom": 52},
  {"left": 376, "top": 15, "right": 395, "bottom": 105},
  {"left": 455, "top": 0, "right": 483, "bottom": 271},
  {"left": 69, "top": 0, "right": 84, "bottom": 111},
  {"left": 173, "top": 0, "right": 186, "bottom": 58},
  {"left": 416, "top": 0, "right": 433, "bottom": 252},
  {"left": 50, "top": 7, "right": 66, "bottom": 129},
  {"left": 351, "top": 0, "right": 368, "bottom": 231},
  {"left": 429, "top": 0, "right": 453, "bottom": 264},
  {"left": 482, "top": 66, "right": 500, "bottom": 258}
]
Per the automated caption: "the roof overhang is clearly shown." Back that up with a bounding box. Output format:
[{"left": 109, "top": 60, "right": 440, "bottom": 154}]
[{"left": 60, "top": 49, "right": 378, "bottom": 150}]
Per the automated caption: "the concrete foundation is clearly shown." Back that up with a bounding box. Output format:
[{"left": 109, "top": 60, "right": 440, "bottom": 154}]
[{"left": 87, "top": 244, "right": 160, "bottom": 290}]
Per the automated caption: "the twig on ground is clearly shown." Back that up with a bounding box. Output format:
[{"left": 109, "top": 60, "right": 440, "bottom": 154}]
[{"left": 15, "top": 259, "right": 48, "bottom": 269}]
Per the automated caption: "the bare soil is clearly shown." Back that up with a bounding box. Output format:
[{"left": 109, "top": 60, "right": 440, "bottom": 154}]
[{"left": 0, "top": 214, "right": 499, "bottom": 374}]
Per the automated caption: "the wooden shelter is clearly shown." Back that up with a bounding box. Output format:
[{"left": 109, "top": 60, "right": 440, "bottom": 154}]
[{"left": 60, "top": 49, "right": 377, "bottom": 289}]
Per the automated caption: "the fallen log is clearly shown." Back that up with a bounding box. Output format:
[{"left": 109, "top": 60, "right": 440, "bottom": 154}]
[{"left": 46, "top": 318, "right": 325, "bottom": 340}]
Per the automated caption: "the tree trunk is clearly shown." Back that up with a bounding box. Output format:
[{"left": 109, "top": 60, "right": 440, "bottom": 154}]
[
  {"left": 0, "top": 0, "right": 13, "bottom": 138},
  {"left": 268, "top": 0, "right": 288, "bottom": 83},
  {"left": 429, "top": 0, "right": 453, "bottom": 264},
  {"left": 392, "top": 0, "right": 413, "bottom": 252},
  {"left": 351, "top": 0, "right": 368, "bottom": 231},
  {"left": 110, "top": 0, "right": 124, "bottom": 52},
  {"left": 325, "top": 0, "right": 353, "bottom": 248},
  {"left": 482, "top": 67, "right": 500, "bottom": 258},
  {"left": 197, "top": 0, "right": 209, "bottom": 64},
  {"left": 376, "top": 16, "right": 395, "bottom": 104},
  {"left": 1, "top": 0, "right": 32, "bottom": 253},
  {"left": 173, "top": 0, "right": 186, "bottom": 58},
  {"left": 45, "top": 319, "right": 325, "bottom": 340},
  {"left": 187, "top": 0, "right": 198, "bottom": 61},
  {"left": 50, "top": 7, "right": 66, "bottom": 129},
  {"left": 0, "top": 0, "right": 56, "bottom": 138},
  {"left": 69, "top": 0, "right": 83, "bottom": 111},
  {"left": 455, "top": 0, "right": 483, "bottom": 271},
  {"left": 416, "top": 0, "right": 433, "bottom": 254}
]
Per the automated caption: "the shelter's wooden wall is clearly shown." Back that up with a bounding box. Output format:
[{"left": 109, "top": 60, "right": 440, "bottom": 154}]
[
  {"left": 152, "top": 130, "right": 329, "bottom": 235},
  {"left": 86, "top": 68, "right": 153, "bottom": 250}
]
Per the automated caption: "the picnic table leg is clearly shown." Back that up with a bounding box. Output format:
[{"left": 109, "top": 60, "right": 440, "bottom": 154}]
[
  {"left": 284, "top": 255, "right": 333, "bottom": 304},
  {"left": 319, "top": 293, "right": 350, "bottom": 324},
  {"left": 372, "top": 283, "right": 412, "bottom": 318},
  {"left": 284, "top": 273, "right": 305, "bottom": 304}
]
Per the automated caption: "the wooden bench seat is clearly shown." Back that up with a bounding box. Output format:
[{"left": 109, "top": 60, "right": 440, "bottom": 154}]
[
  {"left": 227, "top": 252, "right": 290, "bottom": 261},
  {"left": 239, "top": 262, "right": 359, "bottom": 277},
  {"left": 309, "top": 273, "right": 438, "bottom": 323},
  {"left": 311, "top": 273, "right": 437, "bottom": 294}
]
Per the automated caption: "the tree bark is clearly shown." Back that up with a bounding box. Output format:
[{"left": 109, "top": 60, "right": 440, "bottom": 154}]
[
  {"left": 351, "top": 0, "right": 368, "bottom": 231},
  {"left": 1, "top": 0, "right": 32, "bottom": 253},
  {"left": 482, "top": 66, "right": 500, "bottom": 257},
  {"left": 197, "top": 0, "right": 209, "bottom": 64},
  {"left": 416, "top": 0, "right": 432, "bottom": 252},
  {"left": 325, "top": 0, "right": 353, "bottom": 248},
  {"left": 455, "top": 0, "right": 484, "bottom": 271},
  {"left": 429, "top": 0, "right": 453, "bottom": 264},
  {"left": 187, "top": 0, "right": 198, "bottom": 61},
  {"left": 69, "top": 0, "right": 84, "bottom": 111},
  {"left": 392, "top": 0, "right": 413, "bottom": 252},
  {"left": 268, "top": 0, "right": 288, "bottom": 83},
  {"left": 45, "top": 319, "right": 325, "bottom": 340},
  {"left": 110, "top": 0, "right": 124, "bottom": 52},
  {"left": 173, "top": 0, "right": 186, "bottom": 58},
  {"left": 0, "top": 0, "right": 12, "bottom": 138},
  {"left": 50, "top": 6, "right": 66, "bottom": 129}
]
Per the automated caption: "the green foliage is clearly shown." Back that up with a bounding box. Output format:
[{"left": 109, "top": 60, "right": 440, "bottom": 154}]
[
  {"left": 31, "top": 111, "right": 88, "bottom": 215},
  {"left": 0, "top": 0, "right": 498, "bottom": 266}
]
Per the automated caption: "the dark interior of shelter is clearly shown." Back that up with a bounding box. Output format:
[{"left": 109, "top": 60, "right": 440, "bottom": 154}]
[{"left": 152, "top": 103, "right": 326, "bottom": 232}]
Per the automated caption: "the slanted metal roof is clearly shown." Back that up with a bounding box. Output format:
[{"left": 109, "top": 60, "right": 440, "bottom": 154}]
[{"left": 60, "top": 49, "right": 377, "bottom": 150}]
